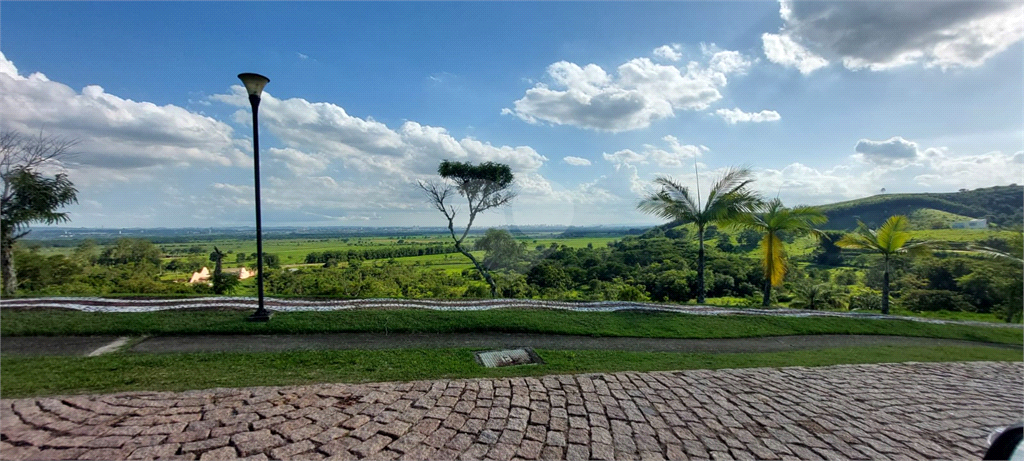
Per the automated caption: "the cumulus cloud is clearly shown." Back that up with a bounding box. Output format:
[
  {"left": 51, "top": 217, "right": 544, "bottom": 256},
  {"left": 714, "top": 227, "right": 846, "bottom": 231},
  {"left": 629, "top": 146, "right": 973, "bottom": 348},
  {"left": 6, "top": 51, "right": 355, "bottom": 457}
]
[
  {"left": 603, "top": 135, "right": 705, "bottom": 168},
  {"left": 703, "top": 44, "right": 753, "bottom": 75},
  {"left": 206, "top": 85, "right": 555, "bottom": 224},
  {"left": 0, "top": 51, "right": 246, "bottom": 179},
  {"left": 765, "top": 1, "right": 1023, "bottom": 72},
  {"left": 761, "top": 33, "right": 829, "bottom": 74},
  {"left": 214, "top": 86, "right": 547, "bottom": 181},
  {"left": 503, "top": 46, "right": 753, "bottom": 132},
  {"left": 715, "top": 108, "right": 782, "bottom": 124},
  {"left": 754, "top": 147, "right": 1024, "bottom": 207},
  {"left": 853, "top": 136, "right": 920, "bottom": 164},
  {"left": 653, "top": 44, "right": 682, "bottom": 62},
  {"left": 563, "top": 156, "right": 592, "bottom": 166}
]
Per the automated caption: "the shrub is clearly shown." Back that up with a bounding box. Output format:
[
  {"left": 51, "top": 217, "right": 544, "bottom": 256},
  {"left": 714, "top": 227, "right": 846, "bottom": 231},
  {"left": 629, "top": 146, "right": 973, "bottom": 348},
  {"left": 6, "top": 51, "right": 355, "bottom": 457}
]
[{"left": 899, "top": 289, "right": 973, "bottom": 312}]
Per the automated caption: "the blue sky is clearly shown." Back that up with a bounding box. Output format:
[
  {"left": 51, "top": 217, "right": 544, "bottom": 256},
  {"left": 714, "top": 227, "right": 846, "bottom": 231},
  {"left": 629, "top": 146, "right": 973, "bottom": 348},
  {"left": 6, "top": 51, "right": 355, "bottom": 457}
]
[{"left": 2, "top": 2, "right": 1022, "bottom": 229}]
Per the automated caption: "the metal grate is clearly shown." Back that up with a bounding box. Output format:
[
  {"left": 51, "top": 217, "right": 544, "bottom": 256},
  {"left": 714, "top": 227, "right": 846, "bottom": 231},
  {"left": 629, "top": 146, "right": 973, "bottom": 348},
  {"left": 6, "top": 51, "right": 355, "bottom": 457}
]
[{"left": 475, "top": 348, "right": 543, "bottom": 368}]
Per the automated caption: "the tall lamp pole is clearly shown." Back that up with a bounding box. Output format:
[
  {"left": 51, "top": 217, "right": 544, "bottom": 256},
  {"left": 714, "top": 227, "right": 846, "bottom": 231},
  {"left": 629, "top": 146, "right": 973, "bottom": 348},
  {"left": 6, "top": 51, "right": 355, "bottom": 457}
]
[{"left": 239, "top": 73, "right": 271, "bottom": 322}]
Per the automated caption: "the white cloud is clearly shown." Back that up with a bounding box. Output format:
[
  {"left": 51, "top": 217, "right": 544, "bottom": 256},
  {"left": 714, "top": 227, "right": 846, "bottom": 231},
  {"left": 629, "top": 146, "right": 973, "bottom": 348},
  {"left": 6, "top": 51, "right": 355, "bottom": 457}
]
[
  {"left": 269, "top": 147, "right": 329, "bottom": 176},
  {"left": 854, "top": 136, "right": 920, "bottom": 164},
  {"left": 214, "top": 86, "right": 547, "bottom": 181},
  {"left": 563, "top": 156, "right": 592, "bottom": 166},
  {"left": 715, "top": 108, "right": 782, "bottom": 124},
  {"left": 767, "top": 1, "right": 1023, "bottom": 72},
  {"left": 653, "top": 44, "right": 682, "bottom": 62},
  {"left": 503, "top": 46, "right": 752, "bottom": 132},
  {"left": 206, "top": 86, "right": 555, "bottom": 224},
  {"left": 0, "top": 51, "right": 246, "bottom": 182},
  {"left": 761, "top": 33, "right": 830, "bottom": 74},
  {"left": 703, "top": 44, "right": 753, "bottom": 75},
  {"left": 603, "top": 149, "right": 647, "bottom": 165},
  {"left": 603, "top": 135, "right": 704, "bottom": 168}
]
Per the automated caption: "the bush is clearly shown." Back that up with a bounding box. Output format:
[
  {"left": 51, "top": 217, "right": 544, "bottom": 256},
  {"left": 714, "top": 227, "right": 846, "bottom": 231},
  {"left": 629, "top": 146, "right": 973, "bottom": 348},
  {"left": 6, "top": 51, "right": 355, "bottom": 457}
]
[
  {"left": 847, "top": 287, "right": 882, "bottom": 311},
  {"left": 899, "top": 289, "right": 974, "bottom": 312}
]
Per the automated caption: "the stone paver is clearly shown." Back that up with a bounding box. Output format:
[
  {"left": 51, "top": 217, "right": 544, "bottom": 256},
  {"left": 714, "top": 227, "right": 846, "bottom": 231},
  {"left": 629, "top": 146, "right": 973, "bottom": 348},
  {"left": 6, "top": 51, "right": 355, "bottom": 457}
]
[{"left": 1, "top": 362, "right": 1020, "bottom": 460}]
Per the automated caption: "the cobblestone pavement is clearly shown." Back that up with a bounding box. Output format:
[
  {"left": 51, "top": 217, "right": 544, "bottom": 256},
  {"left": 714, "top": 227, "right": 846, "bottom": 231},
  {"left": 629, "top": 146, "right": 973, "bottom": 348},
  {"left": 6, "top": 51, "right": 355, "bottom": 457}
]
[{"left": 2, "top": 362, "right": 1020, "bottom": 460}]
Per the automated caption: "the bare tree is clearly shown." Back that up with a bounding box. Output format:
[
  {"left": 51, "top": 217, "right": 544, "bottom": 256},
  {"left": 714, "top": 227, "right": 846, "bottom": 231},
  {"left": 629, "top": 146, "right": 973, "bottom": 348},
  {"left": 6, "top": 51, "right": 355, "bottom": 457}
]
[
  {"left": 1, "top": 130, "right": 79, "bottom": 295},
  {"left": 419, "top": 160, "right": 516, "bottom": 297}
]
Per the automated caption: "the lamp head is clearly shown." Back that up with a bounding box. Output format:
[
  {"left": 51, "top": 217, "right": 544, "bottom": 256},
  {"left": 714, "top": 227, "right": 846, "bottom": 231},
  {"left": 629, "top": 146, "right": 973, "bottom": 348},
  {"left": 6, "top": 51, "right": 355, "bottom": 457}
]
[{"left": 238, "top": 73, "right": 270, "bottom": 98}]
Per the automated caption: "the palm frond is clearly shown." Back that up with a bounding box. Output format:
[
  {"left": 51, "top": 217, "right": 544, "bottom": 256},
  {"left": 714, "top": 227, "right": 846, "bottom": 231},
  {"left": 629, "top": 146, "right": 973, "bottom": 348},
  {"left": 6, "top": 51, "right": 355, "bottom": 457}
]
[
  {"left": 876, "top": 215, "right": 911, "bottom": 253},
  {"left": 637, "top": 176, "right": 701, "bottom": 223}
]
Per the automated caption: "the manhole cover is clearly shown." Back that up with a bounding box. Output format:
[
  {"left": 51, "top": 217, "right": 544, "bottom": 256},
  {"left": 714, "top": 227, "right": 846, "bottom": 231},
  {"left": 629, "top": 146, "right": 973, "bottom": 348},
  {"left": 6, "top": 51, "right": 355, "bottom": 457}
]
[{"left": 475, "top": 348, "right": 544, "bottom": 368}]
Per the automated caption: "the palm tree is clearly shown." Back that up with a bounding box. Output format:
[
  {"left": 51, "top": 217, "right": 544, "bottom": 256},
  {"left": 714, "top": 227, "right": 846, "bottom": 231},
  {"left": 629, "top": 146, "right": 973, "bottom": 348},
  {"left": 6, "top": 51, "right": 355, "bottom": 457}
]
[
  {"left": 730, "top": 198, "right": 828, "bottom": 306},
  {"left": 790, "top": 282, "right": 846, "bottom": 311},
  {"left": 835, "top": 215, "right": 929, "bottom": 314},
  {"left": 637, "top": 166, "right": 761, "bottom": 304}
]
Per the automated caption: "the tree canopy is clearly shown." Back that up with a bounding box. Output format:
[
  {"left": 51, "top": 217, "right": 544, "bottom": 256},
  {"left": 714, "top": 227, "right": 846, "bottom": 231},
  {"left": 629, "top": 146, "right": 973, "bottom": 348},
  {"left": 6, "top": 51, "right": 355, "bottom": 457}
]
[{"left": 420, "top": 160, "right": 517, "bottom": 297}]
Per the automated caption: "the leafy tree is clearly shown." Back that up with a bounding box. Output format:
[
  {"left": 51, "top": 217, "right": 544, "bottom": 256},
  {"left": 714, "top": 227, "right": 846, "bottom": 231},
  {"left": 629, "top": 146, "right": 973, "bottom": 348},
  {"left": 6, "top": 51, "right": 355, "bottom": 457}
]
[
  {"left": 836, "top": 215, "right": 929, "bottom": 314},
  {"left": 72, "top": 239, "right": 100, "bottom": 266},
  {"left": 419, "top": 160, "right": 516, "bottom": 297},
  {"left": 99, "top": 238, "right": 163, "bottom": 267},
  {"left": 1, "top": 130, "right": 79, "bottom": 294},
  {"left": 730, "top": 198, "right": 827, "bottom": 306},
  {"left": 473, "top": 228, "right": 525, "bottom": 270},
  {"left": 899, "top": 289, "right": 973, "bottom": 312},
  {"left": 812, "top": 231, "right": 847, "bottom": 266},
  {"left": 736, "top": 228, "right": 761, "bottom": 251},
  {"left": 636, "top": 166, "right": 760, "bottom": 303}
]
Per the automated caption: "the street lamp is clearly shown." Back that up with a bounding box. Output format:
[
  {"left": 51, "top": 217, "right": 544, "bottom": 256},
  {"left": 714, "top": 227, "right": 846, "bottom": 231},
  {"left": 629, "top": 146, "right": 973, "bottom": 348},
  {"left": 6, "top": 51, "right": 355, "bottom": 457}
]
[{"left": 239, "top": 72, "right": 271, "bottom": 322}]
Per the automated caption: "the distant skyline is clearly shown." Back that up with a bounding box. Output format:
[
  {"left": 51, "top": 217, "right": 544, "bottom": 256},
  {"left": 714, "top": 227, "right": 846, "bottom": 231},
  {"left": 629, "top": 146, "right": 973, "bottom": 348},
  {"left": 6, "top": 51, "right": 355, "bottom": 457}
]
[{"left": 2, "top": 2, "right": 1021, "bottom": 229}]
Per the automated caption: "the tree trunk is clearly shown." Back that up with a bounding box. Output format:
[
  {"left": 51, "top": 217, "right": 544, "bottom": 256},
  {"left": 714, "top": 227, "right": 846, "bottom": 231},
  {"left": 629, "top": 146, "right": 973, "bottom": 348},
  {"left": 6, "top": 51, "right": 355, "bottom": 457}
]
[
  {"left": 882, "top": 270, "right": 890, "bottom": 315},
  {"left": 1, "top": 238, "right": 15, "bottom": 295},
  {"left": 456, "top": 243, "right": 497, "bottom": 297},
  {"left": 881, "top": 255, "right": 890, "bottom": 315},
  {"left": 762, "top": 278, "right": 771, "bottom": 307},
  {"left": 697, "top": 226, "right": 705, "bottom": 304}
]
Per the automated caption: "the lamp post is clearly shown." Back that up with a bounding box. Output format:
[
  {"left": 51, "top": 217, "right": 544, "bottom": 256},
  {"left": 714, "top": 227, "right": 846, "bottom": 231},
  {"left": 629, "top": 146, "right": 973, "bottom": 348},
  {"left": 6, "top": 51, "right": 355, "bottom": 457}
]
[{"left": 239, "top": 73, "right": 271, "bottom": 322}]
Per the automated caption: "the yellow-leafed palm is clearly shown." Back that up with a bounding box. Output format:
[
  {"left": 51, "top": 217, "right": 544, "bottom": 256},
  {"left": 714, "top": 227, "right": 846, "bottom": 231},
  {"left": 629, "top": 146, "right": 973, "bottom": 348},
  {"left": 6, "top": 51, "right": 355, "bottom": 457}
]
[
  {"left": 730, "top": 198, "right": 827, "bottom": 306},
  {"left": 835, "top": 215, "right": 930, "bottom": 314}
]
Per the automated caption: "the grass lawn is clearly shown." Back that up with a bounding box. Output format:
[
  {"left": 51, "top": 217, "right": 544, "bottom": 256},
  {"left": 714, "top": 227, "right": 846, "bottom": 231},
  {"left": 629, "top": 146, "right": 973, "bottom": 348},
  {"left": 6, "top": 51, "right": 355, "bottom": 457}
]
[
  {"left": 2, "top": 345, "right": 1018, "bottom": 398},
  {"left": 2, "top": 309, "right": 1020, "bottom": 345}
]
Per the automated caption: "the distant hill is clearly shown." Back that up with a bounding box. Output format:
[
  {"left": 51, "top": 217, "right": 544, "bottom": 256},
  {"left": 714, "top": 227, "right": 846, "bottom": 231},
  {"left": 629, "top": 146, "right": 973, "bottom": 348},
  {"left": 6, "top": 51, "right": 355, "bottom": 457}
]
[{"left": 817, "top": 185, "right": 1023, "bottom": 230}]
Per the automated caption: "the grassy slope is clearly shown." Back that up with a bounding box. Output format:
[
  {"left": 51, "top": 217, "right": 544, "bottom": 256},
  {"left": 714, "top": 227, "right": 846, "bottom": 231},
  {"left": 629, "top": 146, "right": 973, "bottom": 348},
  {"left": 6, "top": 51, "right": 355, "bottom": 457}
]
[
  {"left": 2, "top": 309, "right": 1020, "bottom": 345},
  {"left": 817, "top": 185, "right": 1023, "bottom": 230},
  {"left": 2, "top": 346, "right": 1018, "bottom": 398}
]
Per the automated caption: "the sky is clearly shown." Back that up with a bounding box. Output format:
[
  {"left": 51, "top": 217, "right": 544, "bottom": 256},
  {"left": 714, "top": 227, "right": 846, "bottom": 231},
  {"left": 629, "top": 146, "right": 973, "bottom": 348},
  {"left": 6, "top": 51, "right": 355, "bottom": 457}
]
[{"left": 1, "top": 2, "right": 1022, "bottom": 230}]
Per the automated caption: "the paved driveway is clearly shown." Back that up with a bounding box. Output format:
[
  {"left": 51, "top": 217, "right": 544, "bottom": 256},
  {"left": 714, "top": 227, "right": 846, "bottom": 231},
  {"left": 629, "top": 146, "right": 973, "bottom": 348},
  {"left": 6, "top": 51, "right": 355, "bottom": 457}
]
[{"left": 2, "top": 361, "right": 1020, "bottom": 460}]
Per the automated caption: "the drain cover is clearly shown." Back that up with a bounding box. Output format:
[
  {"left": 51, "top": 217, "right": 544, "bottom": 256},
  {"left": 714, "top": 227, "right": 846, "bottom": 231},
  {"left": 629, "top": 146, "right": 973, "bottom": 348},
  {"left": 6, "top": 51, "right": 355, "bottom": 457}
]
[{"left": 475, "top": 348, "right": 544, "bottom": 368}]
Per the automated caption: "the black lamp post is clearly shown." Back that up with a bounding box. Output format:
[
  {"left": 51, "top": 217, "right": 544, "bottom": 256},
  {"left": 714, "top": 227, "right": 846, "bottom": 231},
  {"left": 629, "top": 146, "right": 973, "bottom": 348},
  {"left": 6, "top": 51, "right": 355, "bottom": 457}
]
[{"left": 239, "top": 72, "right": 271, "bottom": 322}]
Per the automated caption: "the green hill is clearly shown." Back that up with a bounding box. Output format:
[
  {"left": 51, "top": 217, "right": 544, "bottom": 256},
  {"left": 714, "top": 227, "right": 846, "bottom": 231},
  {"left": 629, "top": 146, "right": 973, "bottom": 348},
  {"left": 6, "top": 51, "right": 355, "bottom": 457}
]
[{"left": 817, "top": 185, "right": 1023, "bottom": 230}]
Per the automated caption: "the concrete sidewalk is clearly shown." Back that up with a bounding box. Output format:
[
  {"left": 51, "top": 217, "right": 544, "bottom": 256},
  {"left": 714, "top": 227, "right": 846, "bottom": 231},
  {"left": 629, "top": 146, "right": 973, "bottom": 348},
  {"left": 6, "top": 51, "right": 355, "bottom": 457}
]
[
  {"left": 1, "top": 333, "right": 1017, "bottom": 357},
  {"left": 2, "top": 361, "right": 1021, "bottom": 460}
]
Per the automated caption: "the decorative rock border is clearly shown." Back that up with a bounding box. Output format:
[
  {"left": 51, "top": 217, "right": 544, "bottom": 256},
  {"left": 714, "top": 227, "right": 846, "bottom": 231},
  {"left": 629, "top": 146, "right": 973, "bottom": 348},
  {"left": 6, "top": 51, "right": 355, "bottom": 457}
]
[{"left": 0, "top": 297, "right": 1012, "bottom": 328}]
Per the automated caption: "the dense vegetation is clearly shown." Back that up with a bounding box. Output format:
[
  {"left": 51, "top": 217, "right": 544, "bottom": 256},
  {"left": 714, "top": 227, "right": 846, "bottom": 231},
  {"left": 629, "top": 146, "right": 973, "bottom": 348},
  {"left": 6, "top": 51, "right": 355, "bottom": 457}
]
[
  {"left": 10, "top": 223, "right": 1022, "bottom": 323},
  {"left": 5, "top": 184, "right": 1022, "bottom": 323}
]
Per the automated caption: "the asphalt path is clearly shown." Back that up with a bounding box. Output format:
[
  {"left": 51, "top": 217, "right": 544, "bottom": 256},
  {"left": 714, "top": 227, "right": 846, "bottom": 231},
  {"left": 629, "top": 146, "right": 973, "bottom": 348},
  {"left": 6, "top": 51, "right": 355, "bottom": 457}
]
[{"left": 1, "top": 333, "right": 1017, "bottom": 357}]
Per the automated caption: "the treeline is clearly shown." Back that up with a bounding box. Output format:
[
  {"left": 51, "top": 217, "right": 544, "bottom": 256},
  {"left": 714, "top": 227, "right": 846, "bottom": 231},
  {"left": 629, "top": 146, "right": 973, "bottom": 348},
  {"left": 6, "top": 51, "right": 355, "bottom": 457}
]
[
  {"left": 8, "top": 229, "right": 1022, "bottom": 323},
  {"left": 304, "top": 244, "right": 458, "bottom": 264}
]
